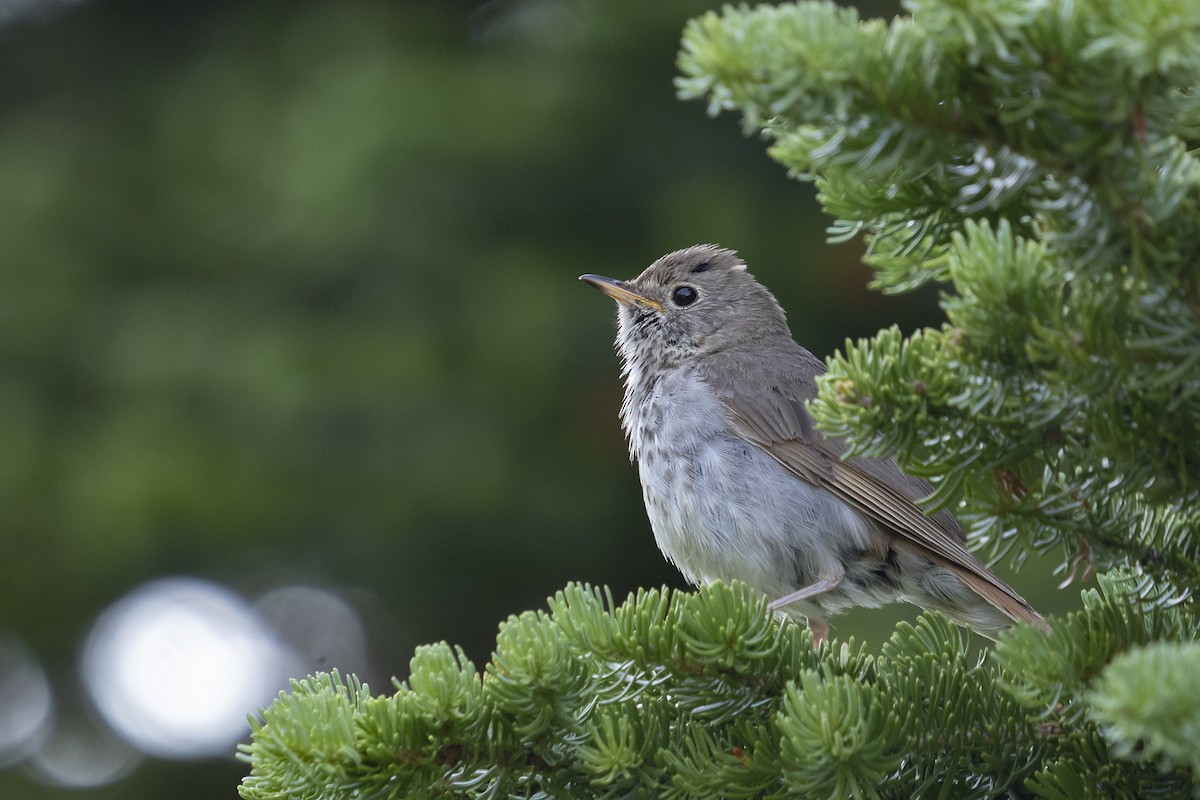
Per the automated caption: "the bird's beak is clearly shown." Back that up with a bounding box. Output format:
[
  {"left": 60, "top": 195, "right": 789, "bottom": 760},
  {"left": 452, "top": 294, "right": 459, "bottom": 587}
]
[{"left": 579, "top": 274, "right": 664, "bottom": 312}]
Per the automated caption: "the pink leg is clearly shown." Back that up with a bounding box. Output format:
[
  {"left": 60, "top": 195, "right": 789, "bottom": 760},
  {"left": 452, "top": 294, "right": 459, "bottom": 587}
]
[
  {"left": 768, "top": 577, "right": 840, "bottom": 649},
  {"left": 767, "top": 576, "right": 841, "bottom": 610}
]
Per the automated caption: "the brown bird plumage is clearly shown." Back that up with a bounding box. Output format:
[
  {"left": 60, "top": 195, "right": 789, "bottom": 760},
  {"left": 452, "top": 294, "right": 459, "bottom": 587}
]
[{"left": 582, "top": 244, "right": 1047, "bottom": 642}]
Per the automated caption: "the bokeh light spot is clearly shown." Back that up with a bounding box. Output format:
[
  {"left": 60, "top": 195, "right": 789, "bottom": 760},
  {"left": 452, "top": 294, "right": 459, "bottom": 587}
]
[
  {"left": 0, "top": 635, "right": 52, "bottom": 767},
  {"left": 255, "top": 585, "right": 368, "bottom": 677},
  {"left": 81, "top": 578, "right": 293, "bottom": 758},
  {"left": 28, "top": 713, "right": 141, "bottom": 788}
]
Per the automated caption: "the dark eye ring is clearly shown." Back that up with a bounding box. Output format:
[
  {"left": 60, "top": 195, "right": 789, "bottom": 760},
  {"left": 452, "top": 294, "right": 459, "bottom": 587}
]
[{"left": 671, "top": 285, "right": 699, "bottom": 307}]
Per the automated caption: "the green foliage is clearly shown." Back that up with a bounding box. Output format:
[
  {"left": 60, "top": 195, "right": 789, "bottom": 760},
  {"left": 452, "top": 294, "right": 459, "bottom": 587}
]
[
  {"left": 239, "top": 583, "right": 1075, "bottom": 800},
  {"left": 238, "top": 582, "right": 1197, "bottom": 797},
  {"left": 1089, "top": 641, "right": 1200, "bottom": 777},
  {"left": 237, "top": 582, "right": 1198, "bottom": 798},
  {"left": 995, "top": 572, "right": 1198, "bottom": 725},
  {"left": 990, "top": 576, "right": 1198, "bottom": 798},
  {"left": 240, "top": 672, "right": 373, "bottom": 800}
]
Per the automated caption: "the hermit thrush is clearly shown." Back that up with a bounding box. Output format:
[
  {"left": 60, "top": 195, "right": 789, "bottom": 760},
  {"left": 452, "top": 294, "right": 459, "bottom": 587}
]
[{"left": 581, "top": 245, "right": 1047, "bottom": 642}]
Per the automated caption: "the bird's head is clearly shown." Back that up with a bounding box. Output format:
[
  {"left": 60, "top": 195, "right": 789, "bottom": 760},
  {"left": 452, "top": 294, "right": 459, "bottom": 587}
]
[{"left": 580, "top": 244, "right": 790, "bottom": 367}]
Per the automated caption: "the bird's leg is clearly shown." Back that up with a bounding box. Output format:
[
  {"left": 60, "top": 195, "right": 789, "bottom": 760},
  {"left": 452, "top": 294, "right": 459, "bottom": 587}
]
[
  {"left": 767, "top": 576, "right": 841, "bottom": 610},
  {"left": 770, "top": 576, "right": 842, "bottom": 648}
]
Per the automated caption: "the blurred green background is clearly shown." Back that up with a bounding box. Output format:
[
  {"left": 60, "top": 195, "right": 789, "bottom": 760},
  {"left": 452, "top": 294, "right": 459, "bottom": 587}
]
[{"left": 0, "top": 0, "right": 1069, "bottom": 797}]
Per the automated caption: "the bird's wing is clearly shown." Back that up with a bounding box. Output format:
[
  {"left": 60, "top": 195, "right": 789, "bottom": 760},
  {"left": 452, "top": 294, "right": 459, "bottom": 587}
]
[{"left": 705, "top": 351, "right": 1045, "bottom": 628}]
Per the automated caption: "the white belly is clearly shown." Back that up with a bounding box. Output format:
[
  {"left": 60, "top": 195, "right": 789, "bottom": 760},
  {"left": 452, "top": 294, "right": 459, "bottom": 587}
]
[{"left": 624, "top": 366, "right": 878, "bottom": 613}]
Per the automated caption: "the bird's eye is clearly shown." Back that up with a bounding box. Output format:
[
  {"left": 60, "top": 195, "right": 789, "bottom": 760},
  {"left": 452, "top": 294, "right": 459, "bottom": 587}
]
[{"left": 671, "top": 285, "right": 699, "bottom": 307}]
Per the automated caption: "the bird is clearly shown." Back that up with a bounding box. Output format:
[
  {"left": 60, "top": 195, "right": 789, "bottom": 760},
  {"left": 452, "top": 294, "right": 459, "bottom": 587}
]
[{"left": 580, "top": 244, "right": 1048, "bottom": 643}]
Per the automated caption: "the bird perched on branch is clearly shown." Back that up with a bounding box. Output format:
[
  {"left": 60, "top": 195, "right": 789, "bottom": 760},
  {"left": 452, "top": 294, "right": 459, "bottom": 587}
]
[{"left": 582, "top": 245, "right": 1047, "bottom": 643}]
